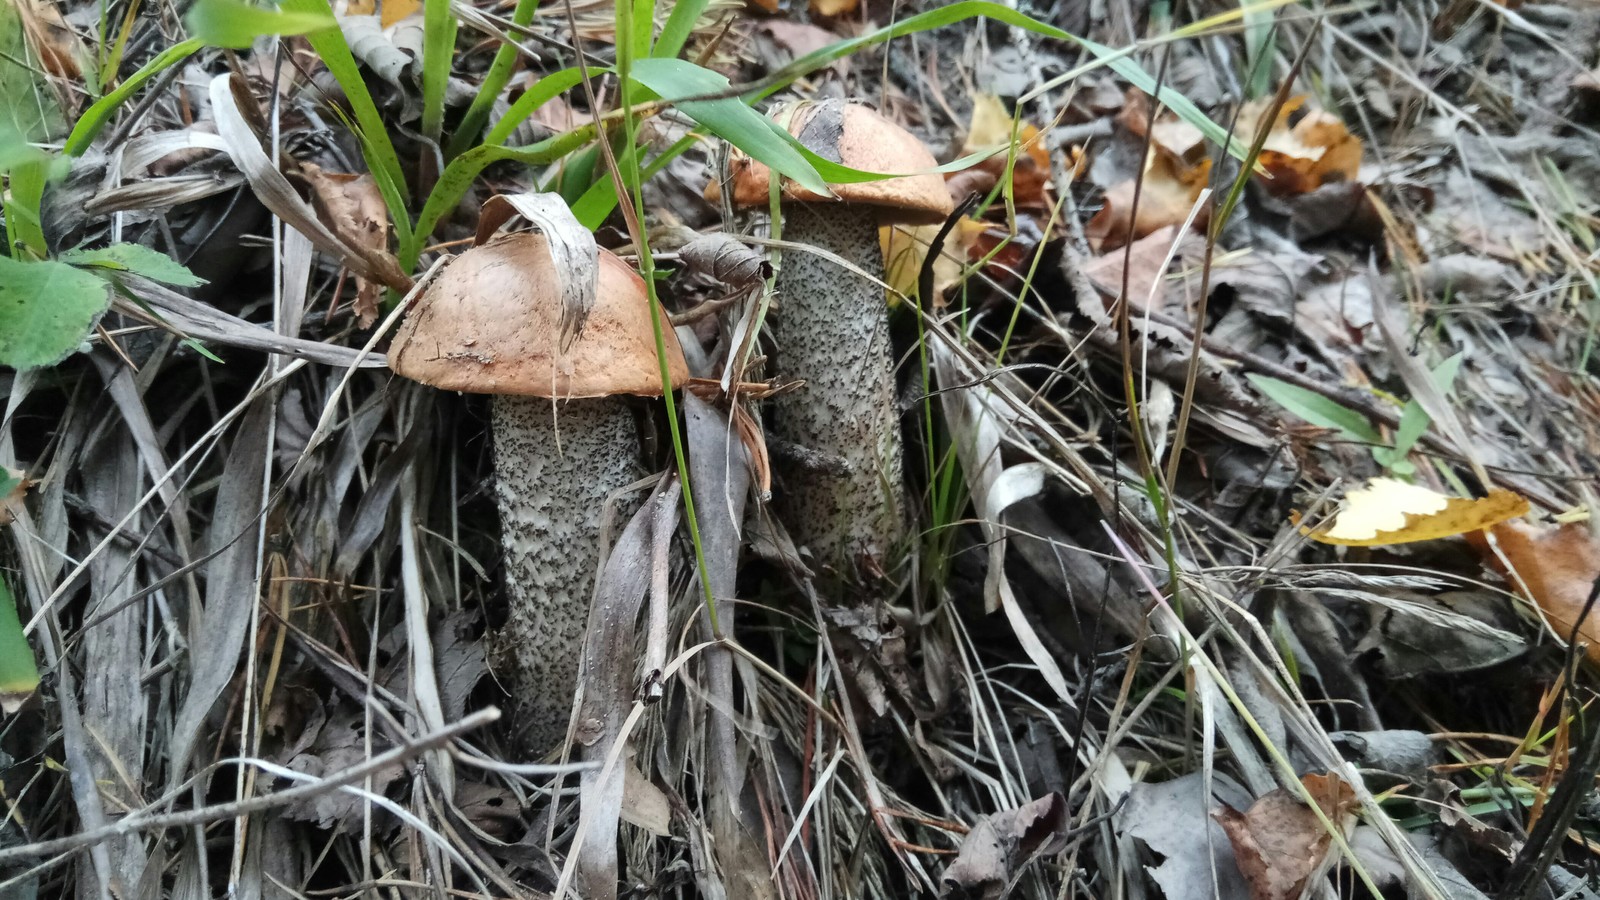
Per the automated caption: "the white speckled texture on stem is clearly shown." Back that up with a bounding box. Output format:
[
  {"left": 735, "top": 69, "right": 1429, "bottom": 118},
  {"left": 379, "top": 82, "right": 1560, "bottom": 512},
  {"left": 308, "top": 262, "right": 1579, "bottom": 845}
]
[
  {"left": 771, "top": 204, "right": 906, "bottom": 577},
  {"left": 492, "top": 395, "right": 637, "bottom": 754}
]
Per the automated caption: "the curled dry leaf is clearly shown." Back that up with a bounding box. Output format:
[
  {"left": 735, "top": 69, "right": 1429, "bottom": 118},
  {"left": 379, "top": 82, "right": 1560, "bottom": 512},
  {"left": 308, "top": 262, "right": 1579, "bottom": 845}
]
[
  {"left": 1213, "top": 772, "right": 1359, "bottom": 900},
  {"left": 940, "top": 793, "right": 1070, "bottom": 899},
  {"left": 1473, "top": 520, "right": 1600, "bottom": 664},
  {"left": 678, "top": 232, "right": 772, "bottom": 290},
  {"left": 1296, "top": 478, "right": 1529, "bottom": 547},
  {"left": 1234, "top": 96, "right": 1363, "bottom": 196},
  {"left": 1085, "top": 143, "right": 1211, "bottom": 253},
  {"left": 299, "top": 163, "right": 392, "bottom": 327}
]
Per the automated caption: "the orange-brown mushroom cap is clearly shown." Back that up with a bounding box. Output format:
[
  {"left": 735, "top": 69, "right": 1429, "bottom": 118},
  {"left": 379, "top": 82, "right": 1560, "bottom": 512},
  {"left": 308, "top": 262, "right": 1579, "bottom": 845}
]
[
  {"left": 712, "top": 100, "right": 953, "bottom": 225},
  {"left": 388, "top": 232, "right": 690, "bottom": 398}
]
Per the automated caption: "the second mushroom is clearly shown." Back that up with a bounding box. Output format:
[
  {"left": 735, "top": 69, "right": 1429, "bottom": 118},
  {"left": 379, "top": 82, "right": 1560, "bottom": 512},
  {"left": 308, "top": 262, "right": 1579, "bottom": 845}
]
[{"left": 720, "top": 99, "right": 953, "bottom": 580}]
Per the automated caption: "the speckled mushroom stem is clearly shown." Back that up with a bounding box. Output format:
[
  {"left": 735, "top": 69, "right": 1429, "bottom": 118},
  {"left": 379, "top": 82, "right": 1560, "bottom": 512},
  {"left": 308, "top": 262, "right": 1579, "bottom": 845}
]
[
  {"left": 772, "top": 204, "right": 906, "bottom": 578},
  {"left": 492, "top": 395, "right": 638, "bottom": 753}
]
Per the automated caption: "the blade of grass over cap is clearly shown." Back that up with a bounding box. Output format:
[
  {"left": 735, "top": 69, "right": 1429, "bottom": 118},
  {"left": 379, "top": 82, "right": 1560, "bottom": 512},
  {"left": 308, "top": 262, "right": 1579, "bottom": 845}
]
[
  {"left": 186, "top": 0, "right": 335, "bottom": 48},
  {"left": 629, "top": 58, "right": 828, "bottom": 195}
]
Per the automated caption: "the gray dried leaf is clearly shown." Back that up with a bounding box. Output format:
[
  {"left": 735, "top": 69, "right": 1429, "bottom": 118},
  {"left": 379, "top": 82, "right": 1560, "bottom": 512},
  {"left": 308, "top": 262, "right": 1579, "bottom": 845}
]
[
  {"left": 941, "top": 793, "right": 1070, "bottom": 899},
  {"left": 679, "top": 233, "right": 772, "bottom": 290},
  {"left": 433, "top": 609, "right": 487, "bottom": 722},
  {"left": 1118, "top": 772, "right": 1252, "bottom": 900}
]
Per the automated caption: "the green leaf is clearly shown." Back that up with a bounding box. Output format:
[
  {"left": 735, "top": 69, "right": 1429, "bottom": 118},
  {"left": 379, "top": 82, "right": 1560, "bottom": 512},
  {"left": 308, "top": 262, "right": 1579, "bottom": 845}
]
[
  {"left": 446, "top": 0, "right": 544, "bottom": 158},
  {"left": 1388, "top": 352, "right": 1465, "bottom": 463},
  {"left": 653, "top": 0, "right": 712, "bottom": 59},
  {"left": 420, "top": 0, "right": 456, "bottom": 143},
  {"left": 3, "top": 156, "right": 51, "bottom": 258},
  {"left": 65, "top": 38, "right": 203, "bottom": 155},
  {"left": 0, "top": 2, "right": 64, "bottom": 143},
  {"left": 186, "top": 0, "right": 336, "bottom": 48},
  {"left": 60, "top": 243, "right": 207, "bottom": 286},
  {"left": 629, "top": 58, "right": 828, "bottom": 195},
  {"left": 0, "top": 257, "right": 112, "bottom": 369},
  {"left": 1247, "top": 374, "right": 1383, "bottom": 445},
  {"left": 0, "top": 576, "right": 40, "bottom": 707}
]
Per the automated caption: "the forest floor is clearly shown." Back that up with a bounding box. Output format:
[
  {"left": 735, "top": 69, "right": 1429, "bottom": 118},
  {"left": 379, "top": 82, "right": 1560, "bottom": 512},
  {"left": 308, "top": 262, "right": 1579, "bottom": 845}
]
[{"left": 5, "top": 1, "right": 1600, "bottom": 899}]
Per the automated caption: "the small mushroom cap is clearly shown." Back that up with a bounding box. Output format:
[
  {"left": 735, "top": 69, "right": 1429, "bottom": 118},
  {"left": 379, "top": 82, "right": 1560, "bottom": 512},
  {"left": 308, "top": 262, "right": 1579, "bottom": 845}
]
[
  {"left": 714, "top": 100, "right": 953, "bottom": 225},
  {"left": 388, "top": 232, "right": 690, "bottom": 398}
]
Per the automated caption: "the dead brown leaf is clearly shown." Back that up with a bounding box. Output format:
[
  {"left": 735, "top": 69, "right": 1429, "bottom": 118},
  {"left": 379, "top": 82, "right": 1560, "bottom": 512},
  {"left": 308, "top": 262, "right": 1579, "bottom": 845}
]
[
  {"left": 1474, "top": 520, "right": 1600, "bottom": 665},
  {"left": 298, "top": 163, "right": 393, "bottom": 326},
  {"left": 962, "top": 94, "right": 1055, "bottom": 208},
  {"left": 1213, "top": 772, "right": 1358, "bottom": 900},
  {"left": 1083, "top": 225, "right": 1202, "bottom": 314},
  {"left": 1235, "top": 96, "right": 1362, "bottom": 196},
  {"left": 940, "top": 793, "right": 1070, "bottom": 899},
  {"left": 1085, "top": 144, "right": 1211, "bottom": 252}
]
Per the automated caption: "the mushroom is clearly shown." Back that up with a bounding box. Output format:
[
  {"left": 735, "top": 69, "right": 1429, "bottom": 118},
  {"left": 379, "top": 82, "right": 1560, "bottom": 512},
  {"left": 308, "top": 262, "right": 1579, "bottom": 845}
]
[
  {"left": 388, "top": 230, "right": 689, "bottom": 753},
  {"left": 718, "top": 99, "right": 953, "bottom": 579}
]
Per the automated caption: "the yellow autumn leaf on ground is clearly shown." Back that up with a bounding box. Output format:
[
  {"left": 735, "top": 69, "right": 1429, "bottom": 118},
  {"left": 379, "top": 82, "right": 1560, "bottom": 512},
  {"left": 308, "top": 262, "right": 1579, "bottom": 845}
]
[
  {"left": 1234, "top": 96, "right": 1362, "bottom": 195},
  {"left": 881, "top": 218, "right": 989, "bottom": 304},
  {"left": 961, "top": 94, "right": 1055, "bottom": 207},
  {"left": 342, "top": 0, "right": 420, "bottom": 27},
  {"left": 1299, "top": 478, "right": 1529, "bottom": 546}
]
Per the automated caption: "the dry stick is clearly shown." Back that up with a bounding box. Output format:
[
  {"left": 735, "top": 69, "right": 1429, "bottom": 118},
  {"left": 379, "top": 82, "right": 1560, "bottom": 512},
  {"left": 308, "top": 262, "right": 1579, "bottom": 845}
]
[{"left": 0, "top": 709, "right": 500, "bottom": 867}]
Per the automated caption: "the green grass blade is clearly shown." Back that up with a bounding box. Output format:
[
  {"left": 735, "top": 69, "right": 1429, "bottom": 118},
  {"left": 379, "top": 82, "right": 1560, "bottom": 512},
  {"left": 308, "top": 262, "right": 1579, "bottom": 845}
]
[
  {"left": 281, "top": 0, "right": 411, "bottom": 209},
  {"left": 1247, "top": 374, "right": 1384, "bottom": 445},
  {"left": 653, "top": 0, "right": 711, "bottom": 59},
  {"left": 3, "top": 159, "right": 50, "bottom": 257},
  {"left": 420, "top": 0, "right": 456, "bottom": 144},
  {"left": 629, "top": 0, "right": 655, "bottom": 61},
  {"left": 0, "top": 575, "right": 40, "bottom": 710},
  {"left": 446, "top": 0, "right": 542, "bottom": 158},
  {"left": 629, "top": 58, "right": 827, "bottom": 194},
  {"left": 757, "top": 1, "right": 1242, "bottom": 157},
  {"left": 186, "top": 0, "right": 335, "bottom": 48},
  {"left": 482, "top": 67, "right": 586, "bottom": 147},
  {"left": 64, "top": 39, "right": 205, "bottom": 154},
  {"left": 403, "top": 126, "right": 598, "bottom": 268}
]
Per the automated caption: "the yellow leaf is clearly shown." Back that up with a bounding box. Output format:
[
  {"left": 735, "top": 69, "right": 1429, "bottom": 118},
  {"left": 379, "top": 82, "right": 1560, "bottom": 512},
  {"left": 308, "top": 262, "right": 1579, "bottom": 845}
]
[{"left": 1298, "top": 478, "right": 1530, "bottom": 546}]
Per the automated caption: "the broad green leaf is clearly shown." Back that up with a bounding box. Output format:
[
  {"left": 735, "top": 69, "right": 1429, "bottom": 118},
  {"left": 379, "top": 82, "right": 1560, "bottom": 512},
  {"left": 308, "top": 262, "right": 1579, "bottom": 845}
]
[
  {"left": 0, "top": 257, "right": 112, "bottom": 369},
  {"left": 186, "top": 0, "right": 336, "bottom": 48},
  {"left": 0, "top": 576, "right": 40, "bottom": 709},
  {"left": 1247, "top": 374, "right": 1383, "bottom": 445},
  {"left": 65, "top": 38, "right": 203, "bottom": 155},
  {"left": 629, "top": 58, "right": 828, "bottom": 196},
  {"left": 60, "top": 243, "right": 207, "bottom": 286}
]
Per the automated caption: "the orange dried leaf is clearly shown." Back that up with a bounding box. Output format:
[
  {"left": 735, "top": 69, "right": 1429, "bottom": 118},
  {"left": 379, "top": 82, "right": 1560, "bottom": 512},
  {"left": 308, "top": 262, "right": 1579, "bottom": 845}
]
[
  {"left": 1477, "top": 520, "right": 1600, "bottom": 664},
  {"left": 962, "top": 94, "right": 1055, "bottom": 207},
  {"left": 810, "top": 0, "right": 857, "bottom": 15},
  {"left": 1214, "top": 772, "right": 1357, "bottom": 900},
  {"left": 1298, "top": 479, "right": 1529, "bottom": 547},
  {"left": 1235, "top": 96, "right": 1362, "bottom": 195}
]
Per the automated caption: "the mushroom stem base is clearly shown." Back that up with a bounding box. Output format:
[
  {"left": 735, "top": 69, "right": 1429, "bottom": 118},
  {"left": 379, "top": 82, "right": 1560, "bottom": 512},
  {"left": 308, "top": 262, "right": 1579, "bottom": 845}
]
[
  {"left": 772, "top": 204, "right": 907, "bottom": 579},
  {"left": 492, "top": 396, "right": 638, "bottom": 754}
]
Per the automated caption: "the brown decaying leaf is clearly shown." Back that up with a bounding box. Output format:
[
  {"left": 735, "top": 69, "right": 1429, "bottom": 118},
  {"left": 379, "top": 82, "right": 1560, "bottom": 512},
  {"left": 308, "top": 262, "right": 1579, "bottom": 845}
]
[
  {"left": 1085, "top": 144, "right": 1211, "bottom": 252},
  {"left": 962, "top": 94, "right": 1056, "bottom": 208},
  {"left": 1213, "top": 772, "right": 1359, "bottom": 900},
  {"left": 1475, "top": 520, "right": 1600, "bottom": 665},
  {"left": 1083, "top": 225, "right": 1194, "bottom": 314},
  {"left": 299, "top": 163, "right": 393, "bottom": 327},
  {"left": 1234, "top": 96, "right": 1363, "bottom": 196}
]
